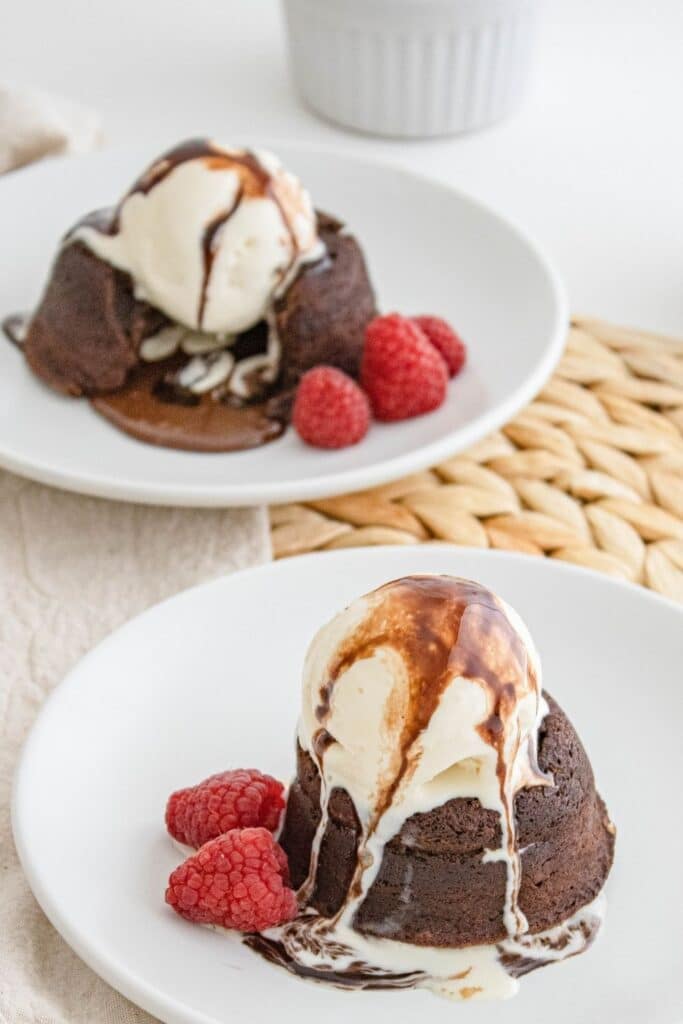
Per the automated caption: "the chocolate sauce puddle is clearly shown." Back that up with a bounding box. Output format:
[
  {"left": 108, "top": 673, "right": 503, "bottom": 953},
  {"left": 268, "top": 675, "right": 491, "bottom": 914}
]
[
  {"left": 1, "top": 311, "right": 289, "bottom": 452},
  {"left": 91, "top": 358, "right": 286, "bottom": 452}
]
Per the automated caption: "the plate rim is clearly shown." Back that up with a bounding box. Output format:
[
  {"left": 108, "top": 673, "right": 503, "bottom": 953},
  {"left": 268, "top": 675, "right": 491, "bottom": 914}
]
[
  {"left": 11, "top": 546, "right": 683, "bottom": 1023},
  {"left": 0, "top": 142, "right": 568, "bottom": 507}
]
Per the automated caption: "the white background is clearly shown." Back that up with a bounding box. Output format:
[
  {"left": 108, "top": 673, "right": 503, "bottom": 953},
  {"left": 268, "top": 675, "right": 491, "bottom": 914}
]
[{"left": 3, "top": 0, "right": 682, "bottom": 332}]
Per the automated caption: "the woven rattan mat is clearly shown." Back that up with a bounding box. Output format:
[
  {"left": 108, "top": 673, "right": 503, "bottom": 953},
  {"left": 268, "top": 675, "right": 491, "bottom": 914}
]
[{"left": 270, "top": 317, "right": 683, "bottom": 603}]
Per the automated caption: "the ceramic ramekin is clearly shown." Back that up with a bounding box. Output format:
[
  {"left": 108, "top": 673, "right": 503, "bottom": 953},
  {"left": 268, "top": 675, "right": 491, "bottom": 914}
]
[{"left": 282, "top": 0, "right": 541, "bottom": 138}]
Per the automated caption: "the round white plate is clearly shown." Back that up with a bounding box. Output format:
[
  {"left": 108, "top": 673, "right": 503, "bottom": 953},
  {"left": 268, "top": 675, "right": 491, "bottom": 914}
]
[
  {"left": 13, "top": 547, "right": 682, "bottom": 1023},
  {"left": 0, "top": 143, "right": 566, "bottom": 507}
]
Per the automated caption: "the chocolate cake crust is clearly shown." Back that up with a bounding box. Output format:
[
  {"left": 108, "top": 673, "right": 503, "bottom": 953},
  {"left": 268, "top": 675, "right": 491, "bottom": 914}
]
[
  {"left": 24, "top": 240, "right": 165, "bottom": 396},
  {"left": 275, "top": 216, "right": 377, "bottom": 389},
  {"left": 279, "top": 695, "right": 615, "bottom": 948}
]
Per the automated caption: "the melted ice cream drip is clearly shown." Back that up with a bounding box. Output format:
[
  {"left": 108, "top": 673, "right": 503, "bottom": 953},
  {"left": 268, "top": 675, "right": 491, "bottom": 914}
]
[{"left": 249, "top": 895, "right": 605, "bottom": 1001}]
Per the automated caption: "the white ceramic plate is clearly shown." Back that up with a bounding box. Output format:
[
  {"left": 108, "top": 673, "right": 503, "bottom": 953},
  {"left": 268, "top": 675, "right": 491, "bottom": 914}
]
[
  {"left": 0, "top": 144, "right": 566, "bottom": 507},
  {"left": 12, "top": 547, "right": 683, "bottom": 1023}
]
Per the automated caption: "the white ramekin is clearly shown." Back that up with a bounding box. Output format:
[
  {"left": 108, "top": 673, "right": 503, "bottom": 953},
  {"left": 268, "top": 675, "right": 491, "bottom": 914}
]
[{"left": 282, "top": 0, "right": 541, "bottom": 138}]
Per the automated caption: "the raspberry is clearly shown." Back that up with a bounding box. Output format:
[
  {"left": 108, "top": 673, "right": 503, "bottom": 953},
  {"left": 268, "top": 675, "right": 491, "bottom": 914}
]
[
  {"left": 412, "top": 316, "right": 467, "bottom": 378},
  {"left": 361, "top": 314, "right": 448, "bottom": 422},
  {"left": 165, "top": 769, "right": 285, "bottom": 849},
  {"left": 165, "top": 828, "right": 298, "bottom": 932},
  {"left": 292, "top": 366, "right": 370, "bottom": 449}
]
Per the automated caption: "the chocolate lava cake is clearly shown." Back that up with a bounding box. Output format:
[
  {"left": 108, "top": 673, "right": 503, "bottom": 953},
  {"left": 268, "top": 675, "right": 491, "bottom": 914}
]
[
  {"left": 281, "top": 696, "right": 614, "bottom": 948},
  {"left": 6, "top": 140, "right": 377, "bottom": 452}
]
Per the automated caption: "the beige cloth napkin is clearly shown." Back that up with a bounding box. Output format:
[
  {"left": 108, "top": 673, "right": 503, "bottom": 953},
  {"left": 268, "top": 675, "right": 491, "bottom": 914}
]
[
  {"left": 0, "top": 93, "right": 272, "bottom": 1023},
  {"left": 0, "top": 85, "right": 101, "bottom": 174},
  {"left": 0, "top": 474, "right": 271, "bottom": 1024}
]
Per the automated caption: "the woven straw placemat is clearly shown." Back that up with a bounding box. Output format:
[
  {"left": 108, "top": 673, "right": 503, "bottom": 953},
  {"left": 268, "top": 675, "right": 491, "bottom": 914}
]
[{"left": 270, "top": 317, "right": 683, "bottom": 603}]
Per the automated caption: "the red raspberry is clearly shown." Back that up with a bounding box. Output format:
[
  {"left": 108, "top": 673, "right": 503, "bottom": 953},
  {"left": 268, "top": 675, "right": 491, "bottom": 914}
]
[
  {"left": 165, "top": 828, "right": 298, "bottom": 932},
  {"left": 165, "top": 769, "right": 285, "bottom": 849},
  {"left": 292, "top": 366, "right": 370, "bottom": 449},
  {"left": 412, "top": 316, "right": 467, "bottom": 378},
  {"left": 361, "top": 314, "right": 448, "bottom": 422}
]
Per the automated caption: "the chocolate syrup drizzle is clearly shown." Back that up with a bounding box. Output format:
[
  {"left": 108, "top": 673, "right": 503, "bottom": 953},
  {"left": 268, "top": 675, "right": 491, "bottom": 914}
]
[{"left": 197, "top": 191, "right": 243, "bottom": 328}]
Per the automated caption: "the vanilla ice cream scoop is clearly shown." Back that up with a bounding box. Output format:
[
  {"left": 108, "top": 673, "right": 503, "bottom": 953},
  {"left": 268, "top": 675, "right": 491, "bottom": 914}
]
[{"left": 73, "top": 139, "right": 322, "bottom": 334}]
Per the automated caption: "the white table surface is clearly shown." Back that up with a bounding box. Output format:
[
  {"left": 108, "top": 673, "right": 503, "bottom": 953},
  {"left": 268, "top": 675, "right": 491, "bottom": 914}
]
[{"left": 3, "top": 0, "right": 682, "bottom": 333}]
